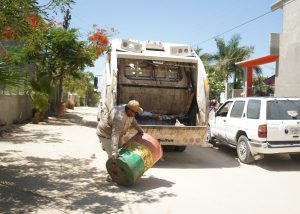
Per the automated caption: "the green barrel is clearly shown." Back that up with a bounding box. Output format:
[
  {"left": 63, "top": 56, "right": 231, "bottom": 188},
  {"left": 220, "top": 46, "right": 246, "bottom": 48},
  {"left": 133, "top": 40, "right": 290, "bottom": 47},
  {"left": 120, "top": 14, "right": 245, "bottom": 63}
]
[{"left": 106, "top": 133, "right": 163, "bottom": 186}]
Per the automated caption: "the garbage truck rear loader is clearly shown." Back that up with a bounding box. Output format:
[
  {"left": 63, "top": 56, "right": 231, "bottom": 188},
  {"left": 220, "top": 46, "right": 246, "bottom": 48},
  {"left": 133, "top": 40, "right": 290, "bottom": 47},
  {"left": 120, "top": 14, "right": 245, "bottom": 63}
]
[{"left": 100, "top": 39, "right": 210, "bottom": 151}]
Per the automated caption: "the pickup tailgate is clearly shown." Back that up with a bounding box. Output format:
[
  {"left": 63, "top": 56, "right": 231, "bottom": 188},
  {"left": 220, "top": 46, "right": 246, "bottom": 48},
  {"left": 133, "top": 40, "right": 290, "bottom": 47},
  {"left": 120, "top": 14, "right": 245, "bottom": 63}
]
[
  {"left": 267, "top": 99, "right": 300, "bottom": 144},
  {"left": 123, "top": 125, "right": 210, "bottom": 147}
]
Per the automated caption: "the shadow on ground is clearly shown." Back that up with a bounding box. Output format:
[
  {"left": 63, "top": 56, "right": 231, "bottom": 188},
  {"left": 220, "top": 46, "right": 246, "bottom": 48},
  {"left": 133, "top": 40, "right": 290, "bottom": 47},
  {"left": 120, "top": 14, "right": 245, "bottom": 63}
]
[
  {"left": 0, "top": 127, "right": 64, "bottom": 144},
  {"left": 155, "top": 145, "right": 240, "bottom": 169},
  {"left": 254, "top": 154, "right": 300, "bottom": 171},
  {"left": 0, "top": 153, "right": 175, "bottom": 213},
  {"left": 45, "top": 111, "right": 98, "bottom": 128},
  {"left": 213, "top": 143, "right": 300, "bottom": 172},
  {"left": 0, "top": 110, "right": 98, "bottom": 145}
]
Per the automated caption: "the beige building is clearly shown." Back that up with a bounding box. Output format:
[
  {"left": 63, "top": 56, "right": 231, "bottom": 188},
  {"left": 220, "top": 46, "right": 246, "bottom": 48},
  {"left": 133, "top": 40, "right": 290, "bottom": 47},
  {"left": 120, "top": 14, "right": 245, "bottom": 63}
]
[{"left": 271, "top": 0, "right": 300, "bottom": 97}]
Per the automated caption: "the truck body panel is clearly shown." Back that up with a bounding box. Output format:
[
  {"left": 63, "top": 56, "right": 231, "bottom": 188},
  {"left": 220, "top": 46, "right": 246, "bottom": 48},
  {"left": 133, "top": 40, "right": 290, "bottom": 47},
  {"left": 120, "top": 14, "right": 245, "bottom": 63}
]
[{"left": 101, "top": 39, "right": 210, "bottom": 147}]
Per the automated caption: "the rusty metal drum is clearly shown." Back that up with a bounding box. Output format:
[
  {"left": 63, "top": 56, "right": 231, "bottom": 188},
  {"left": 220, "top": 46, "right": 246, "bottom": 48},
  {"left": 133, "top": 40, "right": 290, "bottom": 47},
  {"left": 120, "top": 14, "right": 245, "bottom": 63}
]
[{"left": 106, "top": 133, "right": 163, "bottom": 186}]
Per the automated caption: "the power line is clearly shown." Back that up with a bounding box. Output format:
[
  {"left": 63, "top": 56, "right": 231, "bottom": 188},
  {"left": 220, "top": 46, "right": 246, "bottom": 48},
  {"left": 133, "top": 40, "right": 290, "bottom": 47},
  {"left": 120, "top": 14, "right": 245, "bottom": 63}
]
[
  {"left": 195, "top": 0, "right": 297, "bottom": 47},
  {"left": 196, "top": 11, "right": 272, "bottom": 46},
  {"left": 71, "top": 12, "right": 92, "bottom": 35}
]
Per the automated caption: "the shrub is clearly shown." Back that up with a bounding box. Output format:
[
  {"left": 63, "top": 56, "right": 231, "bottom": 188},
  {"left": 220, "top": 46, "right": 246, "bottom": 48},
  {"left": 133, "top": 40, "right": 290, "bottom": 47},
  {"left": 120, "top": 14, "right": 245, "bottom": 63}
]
[{"left": 66, "top": 99, "right": 75, "bottom": 109}]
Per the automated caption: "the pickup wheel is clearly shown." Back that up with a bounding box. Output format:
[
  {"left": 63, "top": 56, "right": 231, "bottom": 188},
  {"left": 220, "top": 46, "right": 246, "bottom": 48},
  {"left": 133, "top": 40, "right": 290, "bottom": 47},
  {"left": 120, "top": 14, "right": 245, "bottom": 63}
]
[
  {"left": 289, "top": 153, "right": 300, "bottom": 162},
  {"left": 237, "top": 135, "right": 254, "bottom": 164},
  {"left": 207, "top": 125, "right": 216, "bottom": 146}
]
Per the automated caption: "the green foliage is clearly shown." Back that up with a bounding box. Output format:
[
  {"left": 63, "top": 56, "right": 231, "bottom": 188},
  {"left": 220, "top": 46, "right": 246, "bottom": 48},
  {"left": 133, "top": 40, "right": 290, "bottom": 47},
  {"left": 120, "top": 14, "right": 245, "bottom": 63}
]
[
  {"left": 0, "top": 0, "right": 38, "bottom": 40},
  {"left": 31, "top": 91, "right": 49, "bottom": 112},
  {"left": 195, "top": 46, "right": 224, "bottom": 99},
  {"left": 213, "top": 34, "right": 254, "bottom": 81},
  {"left": 207, "top": 68, "right": 225, "bottom": 99},
  {"left": 253, "top": 74, "right": 268, "bottom": 96},
  {"left": 88, "top": 91, "right": 100, "bottom": 107},
  {"left": 12, "top": 27, "right": 98, "bottom": 104},
  {"left": 197, "top": 34, "right": 256, "bottom": 100},
  {"left": 0, "top": 0, "right": 74, "bottom": 40},
  {"left": 0, "top": 60, "right": 27, "bottom": 88},
  {"left": 63, "top": 71, "right": 101, "bottom": 107},
  {"left": 64, "top": 71, "right": 94, "bottom": 97},
  {"left": 23, "top": 27, "right": 96, "bottom": 80},
  {"left": 0, "top": 0, "right": 75, "bottom": 95}
]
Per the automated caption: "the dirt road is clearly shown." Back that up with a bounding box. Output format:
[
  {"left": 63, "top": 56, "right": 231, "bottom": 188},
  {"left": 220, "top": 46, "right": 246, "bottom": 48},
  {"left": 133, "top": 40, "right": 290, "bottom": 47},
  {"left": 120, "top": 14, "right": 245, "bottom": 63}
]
[{"left": 1, "top": 107, "right": 300, "bottom": 214}]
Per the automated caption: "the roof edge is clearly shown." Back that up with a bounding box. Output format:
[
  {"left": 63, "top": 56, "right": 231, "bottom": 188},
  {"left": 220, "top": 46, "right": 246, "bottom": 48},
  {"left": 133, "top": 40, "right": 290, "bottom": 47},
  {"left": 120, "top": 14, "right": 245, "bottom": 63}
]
[{"left": 270, "top": 0, "right": 284, "bottom": 11}]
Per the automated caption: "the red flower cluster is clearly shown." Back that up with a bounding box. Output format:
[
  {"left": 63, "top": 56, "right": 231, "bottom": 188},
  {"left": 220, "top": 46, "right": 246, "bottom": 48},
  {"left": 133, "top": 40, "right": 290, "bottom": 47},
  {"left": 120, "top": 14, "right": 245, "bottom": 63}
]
[
  {"left": 88, "top": 29, "right": 109, "bottom": 57},
  {"left": 28, "top": 15, "right": 38, "bottom": 29}
]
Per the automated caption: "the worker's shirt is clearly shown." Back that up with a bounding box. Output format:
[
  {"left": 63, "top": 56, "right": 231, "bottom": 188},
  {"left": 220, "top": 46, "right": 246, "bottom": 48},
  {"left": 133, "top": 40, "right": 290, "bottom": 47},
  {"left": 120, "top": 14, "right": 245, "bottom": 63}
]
[{"left": 96, "top": 104, "right": 143, "bottom": 151}]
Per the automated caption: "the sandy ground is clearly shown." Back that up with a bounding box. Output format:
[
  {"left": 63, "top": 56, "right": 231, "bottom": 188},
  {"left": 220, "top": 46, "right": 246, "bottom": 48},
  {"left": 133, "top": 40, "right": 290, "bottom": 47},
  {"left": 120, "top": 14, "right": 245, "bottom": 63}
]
[{"left": 1, "top": 107, "right": 300, "bottom": 214}]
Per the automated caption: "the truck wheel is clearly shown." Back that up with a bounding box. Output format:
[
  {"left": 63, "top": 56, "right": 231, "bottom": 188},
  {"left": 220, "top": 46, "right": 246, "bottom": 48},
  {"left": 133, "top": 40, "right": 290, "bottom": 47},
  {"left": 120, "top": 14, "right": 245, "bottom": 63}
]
[
  {"left": 237, "top": 135, "right": 254, "bottom": 164},
  {"left": 162, "top": 145, "right": 176, "bottom": 152},
  {"left": 175, "top": 146, "right": 186, "bottom": 152},
  {"left": 289, "top": 153, "right": 300, "bottom": 162}
]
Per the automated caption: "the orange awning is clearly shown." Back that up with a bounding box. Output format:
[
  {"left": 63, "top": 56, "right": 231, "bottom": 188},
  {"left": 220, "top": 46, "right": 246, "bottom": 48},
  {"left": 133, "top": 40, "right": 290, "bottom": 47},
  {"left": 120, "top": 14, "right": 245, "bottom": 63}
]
[{"left": 235, "top": 55, "right": 278, "bottom": 67}]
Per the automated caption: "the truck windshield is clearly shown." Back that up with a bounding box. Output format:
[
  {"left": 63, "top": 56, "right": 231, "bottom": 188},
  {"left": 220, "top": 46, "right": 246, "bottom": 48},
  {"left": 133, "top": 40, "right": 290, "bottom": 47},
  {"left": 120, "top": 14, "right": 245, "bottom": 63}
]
[{"left": 267, "top": 100, "right": 300, "bottom": 120}]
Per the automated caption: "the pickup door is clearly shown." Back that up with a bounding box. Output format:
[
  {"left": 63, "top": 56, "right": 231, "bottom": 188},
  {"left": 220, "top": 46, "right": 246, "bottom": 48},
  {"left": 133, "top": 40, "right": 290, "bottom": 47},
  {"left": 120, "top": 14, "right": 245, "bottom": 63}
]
[
  {"left": 210, "top": 101, "right": 233, "bottom": 141},
  {"left": 224, "top": 100, "right": 246, "bottom": 145}
]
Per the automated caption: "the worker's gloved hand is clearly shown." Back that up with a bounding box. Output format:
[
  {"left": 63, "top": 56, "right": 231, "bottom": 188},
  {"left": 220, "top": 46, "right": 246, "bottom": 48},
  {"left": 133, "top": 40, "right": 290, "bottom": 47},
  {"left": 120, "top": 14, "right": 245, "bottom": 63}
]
[{"left": 111, "top": 151, "right": 119, "bottom": 160}]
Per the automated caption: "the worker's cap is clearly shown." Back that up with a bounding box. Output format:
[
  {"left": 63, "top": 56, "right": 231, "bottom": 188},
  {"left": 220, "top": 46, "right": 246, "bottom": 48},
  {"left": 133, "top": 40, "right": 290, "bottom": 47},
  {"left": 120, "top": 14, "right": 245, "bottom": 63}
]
[{"left": 127, "top": 100, "right": 143, "bottom": 113}]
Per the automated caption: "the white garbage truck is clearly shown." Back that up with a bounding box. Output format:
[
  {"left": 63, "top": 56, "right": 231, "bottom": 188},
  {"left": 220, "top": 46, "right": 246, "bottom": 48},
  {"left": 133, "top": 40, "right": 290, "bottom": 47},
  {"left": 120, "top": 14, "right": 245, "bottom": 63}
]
[{"left": 99, "top": 39, "right": 210, "bottom": 151}]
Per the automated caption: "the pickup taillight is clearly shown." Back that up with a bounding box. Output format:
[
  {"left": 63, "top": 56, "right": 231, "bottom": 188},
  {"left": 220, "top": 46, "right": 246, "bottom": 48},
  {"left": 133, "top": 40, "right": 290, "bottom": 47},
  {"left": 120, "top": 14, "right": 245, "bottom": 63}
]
[{"left": 258, "top": 124, "right": 267, "bottom": 138}]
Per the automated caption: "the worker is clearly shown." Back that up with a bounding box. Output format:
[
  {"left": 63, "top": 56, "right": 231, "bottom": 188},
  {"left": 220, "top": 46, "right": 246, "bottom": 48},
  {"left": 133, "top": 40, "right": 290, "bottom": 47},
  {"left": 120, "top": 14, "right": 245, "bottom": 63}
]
[{"left": 96, "top": 100, "right": 144, "bottom": 160}]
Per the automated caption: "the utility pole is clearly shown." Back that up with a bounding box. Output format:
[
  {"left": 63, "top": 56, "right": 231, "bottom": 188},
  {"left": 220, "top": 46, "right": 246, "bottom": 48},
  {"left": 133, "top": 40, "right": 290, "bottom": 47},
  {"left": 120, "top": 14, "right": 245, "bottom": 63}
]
[{"left": 63, "top": 9, "right": 71, "bottom": 30}]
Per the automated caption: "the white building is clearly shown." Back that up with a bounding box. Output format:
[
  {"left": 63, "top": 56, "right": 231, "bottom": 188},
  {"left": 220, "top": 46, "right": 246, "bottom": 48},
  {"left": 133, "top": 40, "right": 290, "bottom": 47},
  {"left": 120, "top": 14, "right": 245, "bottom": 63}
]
[{"left": 271, "top": 0, "right": 300, "bottom": 97}]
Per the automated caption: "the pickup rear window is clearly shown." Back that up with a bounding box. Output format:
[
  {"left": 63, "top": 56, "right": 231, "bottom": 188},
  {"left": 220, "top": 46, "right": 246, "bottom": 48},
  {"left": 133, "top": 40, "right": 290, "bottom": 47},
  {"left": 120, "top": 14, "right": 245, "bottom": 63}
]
[{"left": 267, "top": 100, "right": 300, "bottom": 120}]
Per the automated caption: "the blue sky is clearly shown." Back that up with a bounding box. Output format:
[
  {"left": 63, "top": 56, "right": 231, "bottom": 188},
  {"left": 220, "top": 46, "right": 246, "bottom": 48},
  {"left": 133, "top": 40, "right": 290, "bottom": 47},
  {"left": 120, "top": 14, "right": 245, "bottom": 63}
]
[{"left": 46, "top": 0, "right": 283, "bottom": 82}]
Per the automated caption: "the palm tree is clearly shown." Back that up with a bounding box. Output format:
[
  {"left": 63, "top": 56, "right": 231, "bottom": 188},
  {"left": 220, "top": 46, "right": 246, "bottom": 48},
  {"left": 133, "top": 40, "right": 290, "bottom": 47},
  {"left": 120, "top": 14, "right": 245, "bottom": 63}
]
[
  {"left": 194, "top": 47, "right": 214, "bottom": 64},
  {"left": 253, "top": 74, "right": 268, "bottom": 96},
  {"left": 0, "top": 59, "right": 27, "bottom": 89},
  {"left": 213, "top": 34, "right": 254, "bottom": 99}
]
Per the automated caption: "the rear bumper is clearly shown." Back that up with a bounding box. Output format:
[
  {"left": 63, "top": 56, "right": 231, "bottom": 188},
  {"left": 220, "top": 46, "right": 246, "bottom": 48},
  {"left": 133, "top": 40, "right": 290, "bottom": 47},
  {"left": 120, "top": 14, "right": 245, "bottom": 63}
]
[
  {"left": 249, "top": 141, "right": 300, "bottom": 155},
  {"left": 123, "top": 125, "right": 210, "bottom": 147}
]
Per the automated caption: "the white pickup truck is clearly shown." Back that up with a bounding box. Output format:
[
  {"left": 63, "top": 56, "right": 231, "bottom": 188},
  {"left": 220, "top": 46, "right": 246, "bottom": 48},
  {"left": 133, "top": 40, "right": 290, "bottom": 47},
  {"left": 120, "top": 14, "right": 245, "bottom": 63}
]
[{"left": 208, "top": 97, "right": 300, "bottom": 163}]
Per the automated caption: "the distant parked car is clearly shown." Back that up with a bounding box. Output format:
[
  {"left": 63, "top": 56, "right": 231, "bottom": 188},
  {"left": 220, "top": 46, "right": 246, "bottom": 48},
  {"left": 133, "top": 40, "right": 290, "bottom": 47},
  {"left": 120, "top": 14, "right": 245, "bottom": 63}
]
[{"left": 208, "top": 97, "right": 300, "bottom": 163}]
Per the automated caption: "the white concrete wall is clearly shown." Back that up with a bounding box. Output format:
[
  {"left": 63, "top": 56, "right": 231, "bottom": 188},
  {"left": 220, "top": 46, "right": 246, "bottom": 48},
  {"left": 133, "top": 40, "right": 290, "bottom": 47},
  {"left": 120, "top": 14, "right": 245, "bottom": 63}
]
[
  {"left": 275, "top": 0, "right": 300, "bottom": 97},
  {"left": 0, "top": 95, "right": 32, "bottom": 125}
]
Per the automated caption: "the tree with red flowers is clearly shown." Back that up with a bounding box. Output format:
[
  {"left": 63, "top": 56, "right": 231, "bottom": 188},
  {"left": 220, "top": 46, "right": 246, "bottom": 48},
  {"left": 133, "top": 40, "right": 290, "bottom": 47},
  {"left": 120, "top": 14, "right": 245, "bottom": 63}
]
[
  {"left": 2, "top": 0, "right": 114, "bottom": 116},
  {"left": 0, "top": 0, "right": 74, "bottom": 40}
]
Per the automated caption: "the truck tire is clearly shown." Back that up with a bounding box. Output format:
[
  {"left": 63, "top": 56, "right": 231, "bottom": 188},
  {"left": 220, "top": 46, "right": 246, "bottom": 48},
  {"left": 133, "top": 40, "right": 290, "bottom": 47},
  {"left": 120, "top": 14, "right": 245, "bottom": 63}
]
[
  {"left": 175, "top": 146, "right": 186, "bottom": 152},
  {"left": 289, "top": 153, "right": 300, "bottom": 162},
  {"left": 162, "top": 145, "right": 176, "bottom": 152},
  {"left": 237, "top": 135, "right": 254, "bottom": 164}
]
